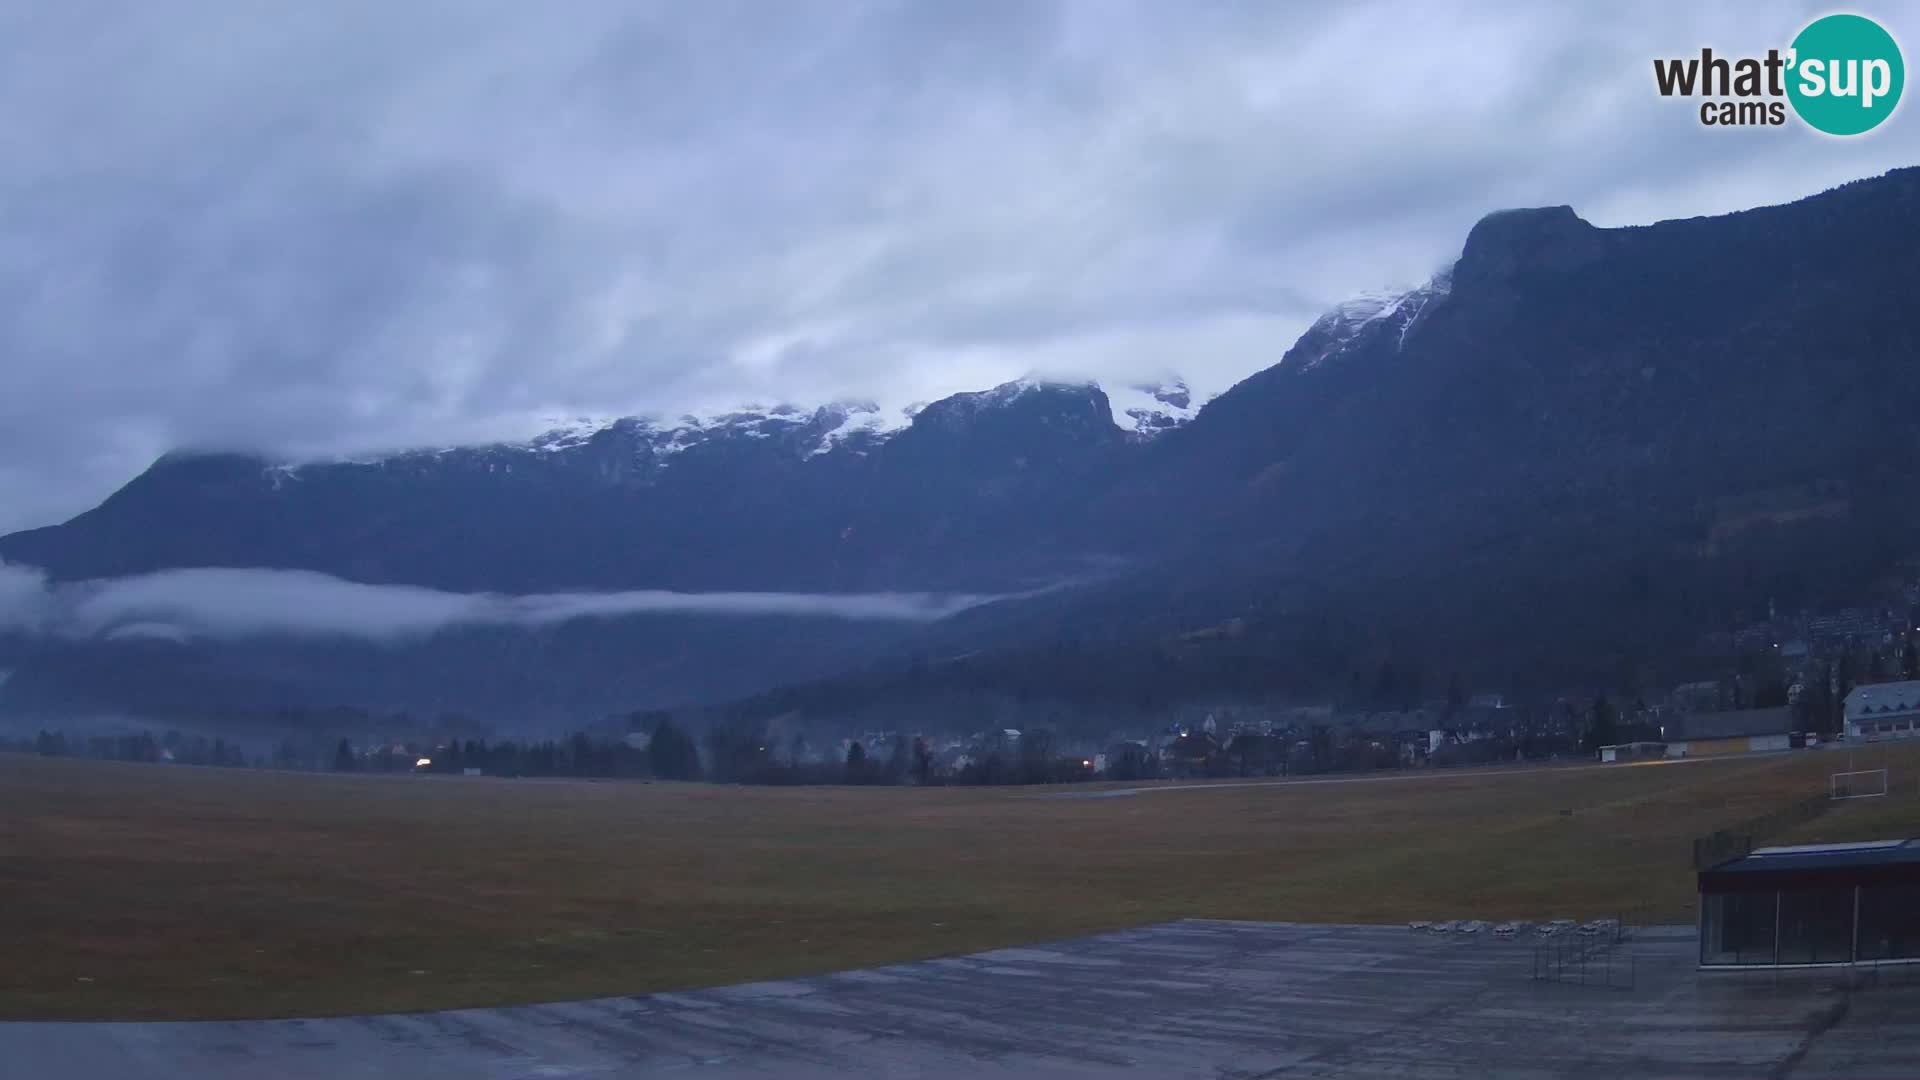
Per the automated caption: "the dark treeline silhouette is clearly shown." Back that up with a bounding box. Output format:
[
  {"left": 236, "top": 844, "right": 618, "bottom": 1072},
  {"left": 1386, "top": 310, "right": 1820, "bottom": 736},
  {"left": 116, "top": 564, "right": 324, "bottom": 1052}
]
[
  {"left": 2, "top": 728, "right": 249, "bottom": 767},
  {"left": 4, "top": 715, "right": 1114, "bottom": 788},
  {"left": 7, "top": 725, "right": 651, "bottom": 779}
]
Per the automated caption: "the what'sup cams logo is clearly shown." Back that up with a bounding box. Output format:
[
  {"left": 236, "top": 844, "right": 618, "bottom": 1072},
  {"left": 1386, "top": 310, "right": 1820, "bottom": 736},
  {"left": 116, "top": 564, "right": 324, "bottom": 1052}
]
[{"left": 1654, "top": 13, "right": 1903, "bottom": 135}]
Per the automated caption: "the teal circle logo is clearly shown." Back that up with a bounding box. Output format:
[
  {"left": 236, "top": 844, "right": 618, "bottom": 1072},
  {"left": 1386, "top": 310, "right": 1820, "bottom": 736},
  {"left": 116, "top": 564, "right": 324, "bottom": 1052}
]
[{"left": 1787, "top": 14, "right": 1904, "bottom": 135}]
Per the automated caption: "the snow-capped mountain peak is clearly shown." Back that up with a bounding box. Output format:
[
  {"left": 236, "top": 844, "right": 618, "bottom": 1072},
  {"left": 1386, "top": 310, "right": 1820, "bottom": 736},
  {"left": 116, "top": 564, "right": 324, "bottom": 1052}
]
[
  {"left": 913, "top": 375, "right": 1205, "bottom": 439},
  {"left": 1295, "top": 270, "right": 1453, "bottom": 372},
  {"left": 265, "top": 375, "right": 1202, "bottom": 483},
  {"left": 807, "top": 400, "right": 916, "bottom": 457},
  {"left": 528, "top": 415, "right": 624, "bottom": 453},
  {"left": 513, "top": 376, "right": 1210, "bottom": 457},
  {"left": 1106, "top": 378, "right": 1202, "bottom": 436}
]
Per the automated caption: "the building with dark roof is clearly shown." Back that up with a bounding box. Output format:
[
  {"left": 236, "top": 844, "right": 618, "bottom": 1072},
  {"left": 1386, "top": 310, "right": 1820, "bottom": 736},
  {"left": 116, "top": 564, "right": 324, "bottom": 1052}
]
[
  {"left": 1697, "top": 840, "right": 1920, "bottom": 968},
  {"left": 1661, "top": 706, "right": 1793, "bottom": 758}
]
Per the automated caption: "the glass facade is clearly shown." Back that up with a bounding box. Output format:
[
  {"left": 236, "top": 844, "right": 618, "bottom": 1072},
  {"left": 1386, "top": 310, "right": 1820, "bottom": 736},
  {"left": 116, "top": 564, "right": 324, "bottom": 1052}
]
[
  {"left": 1702, "top": 881, "right": 1920, "bottom": 967},
  {"left": 1701, "top": 891, "right": 1779, "bottom": 966},
  {"left": 1858, "top": 883, "right": 1920, "bottom": 962},
  {"left": 1777, "top": 887, "right": 1854, "bottom": 965}
]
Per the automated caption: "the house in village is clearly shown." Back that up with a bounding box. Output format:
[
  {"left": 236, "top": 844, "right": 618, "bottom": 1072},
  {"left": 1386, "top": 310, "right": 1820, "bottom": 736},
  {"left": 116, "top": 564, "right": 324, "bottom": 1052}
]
[
  {"left": 1844, "top": 680, "right": 1920, "bottom": 742},
  {"left": 1661, "top": 706, "right": 1794, "bottom": 758}
]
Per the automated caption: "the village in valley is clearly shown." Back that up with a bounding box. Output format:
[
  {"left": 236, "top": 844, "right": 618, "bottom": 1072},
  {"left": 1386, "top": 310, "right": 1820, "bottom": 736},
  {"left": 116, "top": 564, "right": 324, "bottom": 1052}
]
[{"left": 18, "top": 584, "right": 1920, "bottom": 788}]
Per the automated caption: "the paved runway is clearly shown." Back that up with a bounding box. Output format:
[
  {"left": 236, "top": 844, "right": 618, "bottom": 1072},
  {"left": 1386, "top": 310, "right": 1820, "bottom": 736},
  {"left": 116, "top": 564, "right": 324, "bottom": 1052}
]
[{"left": 6, "top": 920, "right": 1919, "bottom": 1078}]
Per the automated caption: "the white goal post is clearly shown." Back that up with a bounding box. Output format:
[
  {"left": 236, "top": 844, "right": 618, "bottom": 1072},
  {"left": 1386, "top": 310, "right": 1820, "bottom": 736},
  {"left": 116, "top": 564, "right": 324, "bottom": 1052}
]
[{"left": 1831, "top": 768, "right": 1890, "bottom": 800}]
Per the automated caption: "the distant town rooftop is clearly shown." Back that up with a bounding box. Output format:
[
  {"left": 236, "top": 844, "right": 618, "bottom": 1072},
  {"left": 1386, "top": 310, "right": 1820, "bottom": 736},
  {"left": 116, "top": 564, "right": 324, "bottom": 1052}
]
[
  {"left": 1666, "top": 706, "right": 1793, "bottom": 741},
  {"left": 1845, "top": 680, "right": 1920, "bottom": 716}
]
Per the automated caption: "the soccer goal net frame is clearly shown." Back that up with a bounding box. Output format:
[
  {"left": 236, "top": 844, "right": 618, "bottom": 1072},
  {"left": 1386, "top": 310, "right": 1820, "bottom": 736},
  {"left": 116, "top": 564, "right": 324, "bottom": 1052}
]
[{"left": 1831, "top": 767, "right": 1890, "bottom": 800}]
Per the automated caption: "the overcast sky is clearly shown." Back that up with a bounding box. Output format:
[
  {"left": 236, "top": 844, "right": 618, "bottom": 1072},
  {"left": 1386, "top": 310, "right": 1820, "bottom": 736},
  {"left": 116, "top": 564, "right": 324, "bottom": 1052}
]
[{"left": 1, "top": 0, "right": 1916, "bottom": 534}]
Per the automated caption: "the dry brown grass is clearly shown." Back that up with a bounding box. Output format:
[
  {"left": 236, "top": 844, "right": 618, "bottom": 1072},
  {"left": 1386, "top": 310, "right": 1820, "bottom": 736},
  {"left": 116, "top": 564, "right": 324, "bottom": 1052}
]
[{"left": 3, "top": 745, "right": 1918, "bottom": 1020}]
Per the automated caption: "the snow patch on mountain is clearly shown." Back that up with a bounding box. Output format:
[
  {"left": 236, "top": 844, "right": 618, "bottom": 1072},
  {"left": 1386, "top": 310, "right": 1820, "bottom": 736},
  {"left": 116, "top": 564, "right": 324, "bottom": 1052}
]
[
  {"left": 936, "top": 376, "right": 1058, "bottom": 415},
  {"left": 1107, "top": 379, "right": 1202, "bottom": 435},
  {"left": 1296, "top": 270, "right": 1453, "bottom": 372},
  {"left": 528, "top": 416, "right": 623, "bottom": 453},
  {"left": 808, "top": 401, "right": 916, "bottom": 458},
  {"left": 917, "top": 376, "right": 1200, "bottom": 439},
  {"left": 260, "top": 374, "right": 1198, "bottom": 482}
]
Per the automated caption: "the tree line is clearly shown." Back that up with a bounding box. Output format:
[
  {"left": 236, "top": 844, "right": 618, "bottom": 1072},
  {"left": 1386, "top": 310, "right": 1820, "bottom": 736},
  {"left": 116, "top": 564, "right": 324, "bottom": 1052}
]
[{"left": 6, "top": 729, "right": 248, "bottom": 767}]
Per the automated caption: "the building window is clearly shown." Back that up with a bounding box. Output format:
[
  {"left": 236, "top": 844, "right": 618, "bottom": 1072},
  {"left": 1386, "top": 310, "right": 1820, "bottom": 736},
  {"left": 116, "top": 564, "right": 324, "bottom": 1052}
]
[
  {"left": 1778, "top": 887, "right": 1855, "bottom": 964},
  {"left": 1858, "top": 883, "right": 1920, "bottom": 962},
  {"left": 1702, "top": 891, "right": 1778, "bottom": 966}
]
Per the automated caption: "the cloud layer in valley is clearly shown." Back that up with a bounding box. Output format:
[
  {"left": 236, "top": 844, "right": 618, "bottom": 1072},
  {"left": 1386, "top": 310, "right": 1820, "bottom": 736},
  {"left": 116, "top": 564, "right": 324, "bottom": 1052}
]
[
  {"left": 0, "top": 562, "right": 994, "bottom": 643},
  {"left": 2, "top": 0, "right": 1917, "bottom": 532}
]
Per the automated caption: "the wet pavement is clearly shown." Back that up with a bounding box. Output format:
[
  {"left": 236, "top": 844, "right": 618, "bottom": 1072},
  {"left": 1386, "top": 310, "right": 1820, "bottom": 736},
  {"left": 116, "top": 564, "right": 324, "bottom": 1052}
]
[{"left": 6, "top": 919, "right": 1918, "bottom": 1078}]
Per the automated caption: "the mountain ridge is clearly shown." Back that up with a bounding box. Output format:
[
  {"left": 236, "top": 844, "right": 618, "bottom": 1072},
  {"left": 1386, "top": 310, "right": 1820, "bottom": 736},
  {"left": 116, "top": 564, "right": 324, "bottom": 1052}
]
[{"left": 6, "top": 168, "right": 1920, "bottom": 722}]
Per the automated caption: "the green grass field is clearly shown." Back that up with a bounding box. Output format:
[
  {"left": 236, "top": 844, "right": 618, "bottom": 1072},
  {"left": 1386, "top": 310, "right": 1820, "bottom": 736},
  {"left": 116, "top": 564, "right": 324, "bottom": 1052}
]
[{"left": 3, "top": 745, "right": 1918, "bottom": 1020}]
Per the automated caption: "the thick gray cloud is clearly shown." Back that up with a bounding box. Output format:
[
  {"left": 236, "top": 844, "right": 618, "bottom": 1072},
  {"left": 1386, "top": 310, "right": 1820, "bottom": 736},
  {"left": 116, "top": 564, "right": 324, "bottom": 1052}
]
[
  {"left": 1, "top": 0, "right": 1916, "bottom": 532},
  {"left": 0, "top": 562, "right": 996, "bottom": 641}
]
